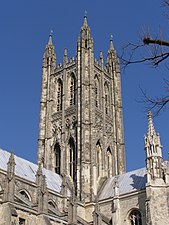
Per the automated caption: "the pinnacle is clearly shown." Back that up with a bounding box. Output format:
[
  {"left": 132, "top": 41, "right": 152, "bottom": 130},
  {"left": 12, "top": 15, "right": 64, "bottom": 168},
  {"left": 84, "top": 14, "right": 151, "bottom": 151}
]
[
  {"left": 147, "top": 111, "right": 156, "bottom": 136},
  {"left": 109, "top": 35, "right": 114, "bottom": 50},
  {"left": 83, "top": 15, "right": 88, "bottom": 27},
  {"left": 8, "top": 150, "right": 15, "bottom": 164},
  {"left": 48, "top": 30, "right": 53, "bottom": 45}
]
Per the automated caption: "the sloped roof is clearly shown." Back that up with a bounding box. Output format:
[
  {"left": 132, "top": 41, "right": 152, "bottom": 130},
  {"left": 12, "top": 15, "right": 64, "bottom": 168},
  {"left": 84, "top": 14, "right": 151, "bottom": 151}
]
[
  {"left": 0, "top": 148, "right": 62, "bottom": 193},
  {"left": 0, "top": 148, "right": 147, "bottom": 199},
  {"left": 99, "top": 167, "right": 147, "bottom": 200}
]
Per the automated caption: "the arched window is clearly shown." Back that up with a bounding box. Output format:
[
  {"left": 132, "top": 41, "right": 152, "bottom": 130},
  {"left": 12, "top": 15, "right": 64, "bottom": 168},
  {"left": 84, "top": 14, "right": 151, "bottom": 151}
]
[
  {"left": 68, "top": 137, "right": 76, "bottom": 182},
  {"left": 48, "top": 200, "right": 57, "bottom": 210},
  {"left": 104, "top": 83, "right": 110, "bottom": 115},
  {"left": 57, "top": 79, "right": 63, "bottom": 111},
  {"left": 107, "top": 147, "right": 112, "bottom": 177},
  {"left": 96, "top": 140, "right": 102, "bottom": 178},
  {"left": 69, "top": 73, "right": 76, "bottom": 106},
  {"left": 85, "top": 39, "right": 88, "bottom": 48},
  {"left": 129, "top": 209, "right": 142, "bottom": 225},
  {"left": 55, "top": 143, "right": 61, "bottom": 174},
  {"left": 94, "top": 76, "right": 100, "bottom": 108},
  {"left": 19, "top": 190, "right": 31, "bottom": 201}
]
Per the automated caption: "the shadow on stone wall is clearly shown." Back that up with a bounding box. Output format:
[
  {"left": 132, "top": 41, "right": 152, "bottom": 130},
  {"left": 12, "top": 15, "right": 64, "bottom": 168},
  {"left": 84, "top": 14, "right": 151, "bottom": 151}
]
[{"left": 130, "top": 174, "right": 147, "bottom": 190}]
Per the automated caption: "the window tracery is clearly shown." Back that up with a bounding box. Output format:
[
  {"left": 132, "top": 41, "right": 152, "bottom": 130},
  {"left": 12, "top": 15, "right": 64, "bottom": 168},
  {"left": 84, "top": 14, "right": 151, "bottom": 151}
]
[
  {"left": 69, "top": 73, "right": 76, "bottom": 106},
  {"left": 57, "top": 79, "right": 63, "bottom": 111},
  {"left": 55, "top": 142, "right": 61, "bottom": 174},
  {"left": 48, "top": 200, "right": 56, "bottom": 209},
  {"left": 68, "top": 137, "right": 76, "bottom": 182},
  {"left": 94, "top": 76, "right": 100, "bottom": 108},
  {"left": 107, "top": 147, "right": 112, "bottom": 177},
  {"left": 104, "top": 83, "right": 110, "bottom": 115},
  {"left": 96, "top": 140, "right": 102, "bottom": 178},
  {"left": 129, "top": 209, "right": 142, "bottom": 225},
  {"left": 19, "top": 190, "right": 31, "bottom": 201}
]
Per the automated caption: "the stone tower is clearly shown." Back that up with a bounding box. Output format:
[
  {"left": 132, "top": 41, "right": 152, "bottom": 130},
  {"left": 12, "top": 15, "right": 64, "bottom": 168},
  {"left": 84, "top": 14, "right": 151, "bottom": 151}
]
[{"left": 38, "top": 16, "right": 125, "bottom": 202}]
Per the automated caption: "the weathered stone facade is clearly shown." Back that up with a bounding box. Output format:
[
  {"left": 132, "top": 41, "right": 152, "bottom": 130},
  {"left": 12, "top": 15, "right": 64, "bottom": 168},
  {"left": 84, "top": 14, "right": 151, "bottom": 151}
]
[
  {"left": 0, "top": 17, "right": 169, "bottom": 225},
  {"left": 37, "top": 16, "right": 125, "bottom": 202}
]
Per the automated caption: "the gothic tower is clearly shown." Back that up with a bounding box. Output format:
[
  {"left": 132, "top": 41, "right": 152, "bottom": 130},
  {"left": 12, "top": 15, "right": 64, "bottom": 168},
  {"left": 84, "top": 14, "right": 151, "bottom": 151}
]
[{"left": 38, "top": 16, "right": 125, "bottom": 202}]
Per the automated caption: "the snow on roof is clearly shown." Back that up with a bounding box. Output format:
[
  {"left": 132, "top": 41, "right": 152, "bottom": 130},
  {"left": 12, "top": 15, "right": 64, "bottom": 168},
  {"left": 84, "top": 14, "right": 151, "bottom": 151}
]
[
  {"left": 99, "top": 167, "right": 147, "bottom": 200},
  {"left": 0, "top": 148, "right": 147, "bottom": 198},
  {"left": 0, "top": 148, "right": 62, "bottom": 193}
]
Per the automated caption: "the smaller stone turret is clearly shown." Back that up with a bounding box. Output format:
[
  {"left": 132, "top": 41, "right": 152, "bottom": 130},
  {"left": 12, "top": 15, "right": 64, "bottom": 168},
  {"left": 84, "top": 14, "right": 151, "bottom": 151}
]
[
  {"left": 3, "top": 151, "right": 16, "bottom": 202},
  {"left": 144, "top": 112, "right": 163, "bottom": 183},
  {"left": 63, "top": 48, "right": 68, "bottom": 65},
  {"left": 38, "top": 33, "right": 57, "bottom": 168},
  {"left": 42, "top": 33, "right": 56, "bottom": 70},
  {"left": 106, "top": 35, "right": 116, "bottom": 68},
  {"left": 36, "top": 163, "right": 48, "bottom": 214},
  {"left": 112, "top": 177, "right": 120, "bottom": 225}
]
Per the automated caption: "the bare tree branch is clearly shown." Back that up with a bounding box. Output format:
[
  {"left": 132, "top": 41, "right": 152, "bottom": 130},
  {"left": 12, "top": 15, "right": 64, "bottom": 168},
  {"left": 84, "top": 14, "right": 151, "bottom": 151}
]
[
  {"left": 139, "top": 86, "right": 169, "bottom": 116},
  {"left": 120, "top": 0, "right": 169, "bottom": 115},
  {"left": 143, "top": 38, "right": 169, "bottom": 47}
]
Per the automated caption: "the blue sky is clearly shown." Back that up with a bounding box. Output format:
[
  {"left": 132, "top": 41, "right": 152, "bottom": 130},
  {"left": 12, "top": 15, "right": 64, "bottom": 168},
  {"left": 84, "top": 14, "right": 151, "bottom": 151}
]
[{"left": 0, "top": 0, "right": 168, "bottom": 171}]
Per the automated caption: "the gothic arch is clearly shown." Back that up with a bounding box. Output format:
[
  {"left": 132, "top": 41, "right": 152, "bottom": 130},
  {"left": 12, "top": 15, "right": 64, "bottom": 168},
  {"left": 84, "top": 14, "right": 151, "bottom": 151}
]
[
  {"left": 48, "top": 199, "right": 58, "bottom": 210},
  {"left": 106, "top": 146, "right": 112, "bottom": 177},
  {"left": 104, "top": 82, "right": 110, "bottom": 115},
  {"left": 19, "top": 189, "right": 32, "bottom": 202},
  {"left": 96, "top": 140, "right": 103, "bottom": 179},
  {"left": 67, "top": 136, "right": 77, "bottom": 182},
  {"left": 67, "top": 72, "right": 76, "bottom": 106},
  {"left": 56, "top": 78, "right": 63, "bottom": 112},
  {"left": 127, "top": 208, "right": 142, "bottom": 225},
  {"left": 94, "top": 75, "right": 101, "bottom": 108},
  {"left": 54, "top": 142, "right": 61, "bottom": 174}
]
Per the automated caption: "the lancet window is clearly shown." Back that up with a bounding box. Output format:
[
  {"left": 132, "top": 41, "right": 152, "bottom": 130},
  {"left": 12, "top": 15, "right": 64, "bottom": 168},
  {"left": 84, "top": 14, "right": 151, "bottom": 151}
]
[
  {"left": 107, "top": 147, "right": 112, "bottom": 177},
  {"left": 104, "top": 83, "right": 110, "bottom": 115},
  {"left": 19, "top": 190, "right": 30, "bottom": 201},
  {"left": 55, "top": 143, "right": 61, "bottom": 174},
  {"left": 57, "top": 79, "right": 63, "bottom": 111},
  {"left": 94, "top": 76, "right": 100, "bottom": 108},
  {"left": 69, "top": 73, "right": 76, "bottom": 106},
  {"left": 48, "top": 200, "right": 57, "bottom": 210},
  {"left": 68, "top": 137, "right": 76, "bottom": 182},
  {"left": 129, "top": 210, "right": 142, "bottom": 225},
  {"left": 96, "top": 140, "right": 102, "bottom": 178}
]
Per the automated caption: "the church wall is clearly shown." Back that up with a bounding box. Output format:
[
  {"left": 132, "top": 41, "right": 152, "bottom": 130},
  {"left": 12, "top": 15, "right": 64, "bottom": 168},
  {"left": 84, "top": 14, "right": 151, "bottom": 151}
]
[
  {"left": 99, "top": 200, "right": 112, "bottom": 219},
  {"left": 146, "top": 185, "right": 169, "bottom": 225},
  {"left": 119, "top": 191, "right": 146, "bottom": 225},
  {"left": 98, "top": 190, "right": 147, "bottom": 225}
]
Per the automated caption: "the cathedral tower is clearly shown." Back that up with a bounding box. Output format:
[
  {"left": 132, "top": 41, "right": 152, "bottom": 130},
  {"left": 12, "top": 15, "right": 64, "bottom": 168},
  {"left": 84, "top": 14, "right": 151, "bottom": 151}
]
[{"left": 38, "top": 17, "right": 125, "bottom": 202}]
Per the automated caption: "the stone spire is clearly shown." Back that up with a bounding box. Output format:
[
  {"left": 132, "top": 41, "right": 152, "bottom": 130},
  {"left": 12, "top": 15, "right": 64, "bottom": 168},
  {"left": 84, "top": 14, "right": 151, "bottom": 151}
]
[
  {"left": 100, "top": 51, "right": 104, "bottom": 68},
  {"left": 112, "top": 176, "right": 120, "bottom": 225},
  {"left": 42, "top": 33, "right": 56, "bottom": 70},
  {"left": 38, "top": 33, "right": 56, "bottom": 166},
  {"left": 63, "top": 48, "right": 68, "bottom": 65},
  {"left": 147, "top": 111, "right": 156, "bottom": 136},
  {"left": 83, "top": 15, "right": 88, "bottom": 27},
  {"left": 145, "top": 112, "right": 162, "bottom": 158},
  {"left": 80, "top": 15, "right": 92, "bottom": 48},
  {"left": 3, "top": 151, "right": 16, "bottom": 202},
  {"left": 107, "top": 35, "right": 116, "bottom": 66},
  {"left": 36, "top": 163, "right": 48, "bottom": 214},
  {"left": 81, "top": 15, "right": 90, "bottom": 32},
  {"left": 144, "top": 111, "right": 163, "bottom": 182},
  {"left": 109, "top": 35, "right": 114, "bottom": 51},
  {"left": 7, "top": 151, "right": 16, "bottom": 180}
]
